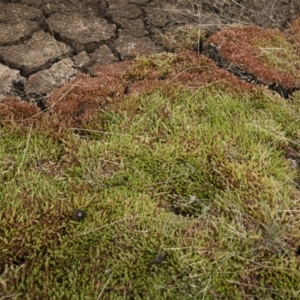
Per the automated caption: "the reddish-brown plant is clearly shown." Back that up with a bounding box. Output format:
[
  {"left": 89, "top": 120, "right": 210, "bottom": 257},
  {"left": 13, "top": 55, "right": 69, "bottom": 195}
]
[
  {"left": 205, "top": 25, "right": 300, "bottom": 90},
  {"left": 0, "top": 97, "right": 41, "bottom": 127}
]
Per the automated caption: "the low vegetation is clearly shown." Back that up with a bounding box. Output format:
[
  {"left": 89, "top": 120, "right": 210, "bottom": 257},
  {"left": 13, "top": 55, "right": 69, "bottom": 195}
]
[{"left": 1, "top": 21, "right": 300, "bottom": 299}]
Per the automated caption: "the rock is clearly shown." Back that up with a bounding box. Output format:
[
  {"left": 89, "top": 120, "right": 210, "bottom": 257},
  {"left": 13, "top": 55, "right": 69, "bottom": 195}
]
[
  {"left": 118, "top": 19, "right": 147, "bottom": 38},
  {"left": 105, "top": 3, "right": 142, "bottom": 20},
  {"left": 0, "top": 3, "right": 43, "bottom": 23},
  {"left": 105, "top": 3, "right": 146, "bottom": 37},
  {"left": 46, "top": 13, "right": 116, "bottom": 53},
  {"left": 72, "top": 51, "right": 91, "bottom": 71},
  {"left": 90, "top": 45, "right": 118, "bottom": 65},
  {"left": 0, "top": 21, "right": 39, "bottom": 46},
  {"left": 0, "top": 64, "right": 25, "bottom": 101},
  {"left": 88, "top": 45, "right": 118, "bottom": 75},
  {"left": 114, "top": 34, "right": 158, "bottom": 60},
  {"left": 0, "top": 31, "right": 72, "bottom": 76},
  {"left": 25, "top": 58, "right": 78, "bottom": 95}
]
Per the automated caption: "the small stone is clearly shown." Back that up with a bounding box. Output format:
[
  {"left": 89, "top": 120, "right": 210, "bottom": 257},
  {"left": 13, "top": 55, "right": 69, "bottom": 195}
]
[
  {"left": 0, "top": 63, "right": 25, "bottom": 101},
  {"left": 25, "top": 58, "right": 78, "bottom": 96},
  {"left": 73, "top": 209, "right": 86, "bottom": 221}
]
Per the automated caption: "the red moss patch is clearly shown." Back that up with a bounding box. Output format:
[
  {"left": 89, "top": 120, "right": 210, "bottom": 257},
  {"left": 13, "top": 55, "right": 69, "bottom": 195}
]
[
  {"left": 204, "top": 25, "right": 300, "bottom": 92},
  {"left": 126, "top": 49, "right": 255, "bottom": 97},
  {"left": 43, "top": 50, "right": 257, "bottom": 130},
  {"left": 45, "top": 61, "right": 132, "bottom": 128},
  {"left": 0, "top": 97, "right": 41, "bottom": 126}
]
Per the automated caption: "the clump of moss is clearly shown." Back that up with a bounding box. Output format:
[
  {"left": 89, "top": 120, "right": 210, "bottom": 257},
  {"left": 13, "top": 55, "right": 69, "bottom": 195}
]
[
  {"left": 0, "top": 97, "right": 41, "bottom": 127},
  {"left": 204, "top": 25, "right": 300, "bottom": 95},
  {"left": 126, "top": 49, "right": 256, "bottom": 99}
]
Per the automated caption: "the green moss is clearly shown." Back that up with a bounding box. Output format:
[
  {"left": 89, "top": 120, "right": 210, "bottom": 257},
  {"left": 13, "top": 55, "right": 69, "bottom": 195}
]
[
  {"left": 2, "top": 47, "right": 300, "bottom": 299},
  {"left": 252, "top": 33, "right": 300, "bottom": 77}
]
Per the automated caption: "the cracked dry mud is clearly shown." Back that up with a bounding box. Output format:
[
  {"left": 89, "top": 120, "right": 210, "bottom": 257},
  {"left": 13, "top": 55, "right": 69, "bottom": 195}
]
[{"left": 0, "top": 0, "right": 300, "bottom": 103}]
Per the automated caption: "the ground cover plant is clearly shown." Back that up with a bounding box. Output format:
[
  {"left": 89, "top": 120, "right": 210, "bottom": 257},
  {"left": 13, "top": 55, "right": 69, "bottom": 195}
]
[
  {"left": 2, "top": 27, "right": 300, "bottom": 300},
  {"left": 203, "top": 17, "right": 300, "bottom": 98}
]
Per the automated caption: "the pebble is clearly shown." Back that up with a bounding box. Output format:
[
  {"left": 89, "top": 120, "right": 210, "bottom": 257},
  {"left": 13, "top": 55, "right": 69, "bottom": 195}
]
[{"left": 73, "top": 209, "right": 86, "bottom": 221}]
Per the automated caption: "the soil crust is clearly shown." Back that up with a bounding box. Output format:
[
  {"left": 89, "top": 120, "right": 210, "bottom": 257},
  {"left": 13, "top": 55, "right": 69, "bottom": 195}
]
[{"left": 0, "top": 0, "right": 299, "bottom": 101}]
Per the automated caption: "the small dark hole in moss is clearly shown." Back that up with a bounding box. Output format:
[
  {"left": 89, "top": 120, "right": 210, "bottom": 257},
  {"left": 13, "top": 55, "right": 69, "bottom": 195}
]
[
  {"left": 11, "top": 255, "right": 26, "bottom": 266},
  {"left": 170, "top": 205, "right": 193, "bottom": 217},
  {"left": 150, "top": 251, "right": 167, "bottom": 265}
]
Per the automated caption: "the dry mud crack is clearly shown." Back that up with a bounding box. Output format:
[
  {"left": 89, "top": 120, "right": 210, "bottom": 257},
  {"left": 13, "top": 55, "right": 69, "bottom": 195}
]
[{"left": 0, "top": 0, "right": 300, "bottom": 105}]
